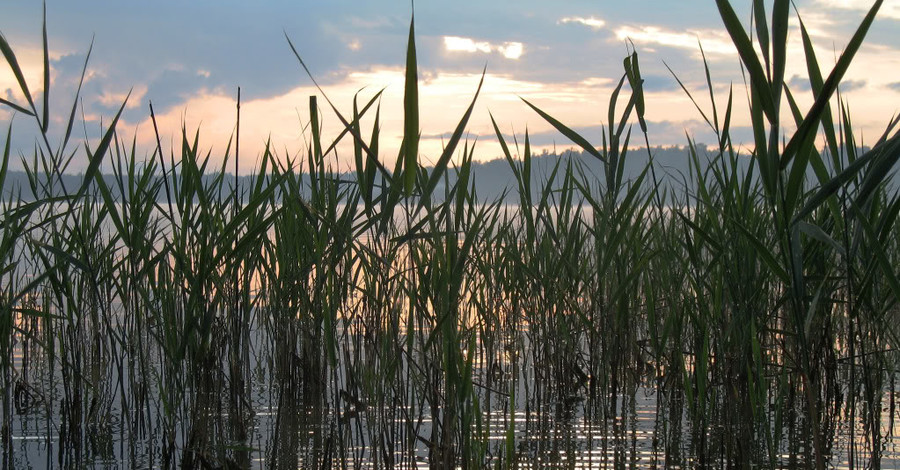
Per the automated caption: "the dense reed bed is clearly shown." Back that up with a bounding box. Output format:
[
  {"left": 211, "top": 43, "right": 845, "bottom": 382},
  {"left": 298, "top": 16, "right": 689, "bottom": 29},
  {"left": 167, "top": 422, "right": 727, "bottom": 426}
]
[{"left": 2, "top": 1, "right": 900, "bottom": 468}]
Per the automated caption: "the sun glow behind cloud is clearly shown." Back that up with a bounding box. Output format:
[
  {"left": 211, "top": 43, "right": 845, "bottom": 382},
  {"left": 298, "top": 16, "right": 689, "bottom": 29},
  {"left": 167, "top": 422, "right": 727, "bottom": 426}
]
[
  {"left": 0, "top": 44, "right": 68, "bottom": 110},
  {"left": 127, "top": 65, "right": 730, "bottom": 170}
]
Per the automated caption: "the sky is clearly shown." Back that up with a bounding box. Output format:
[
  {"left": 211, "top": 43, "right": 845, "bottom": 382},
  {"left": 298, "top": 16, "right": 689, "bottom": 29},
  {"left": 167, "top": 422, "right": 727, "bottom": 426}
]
[{"left": 1, "top": 1, "right": 899, "bottom": 173}]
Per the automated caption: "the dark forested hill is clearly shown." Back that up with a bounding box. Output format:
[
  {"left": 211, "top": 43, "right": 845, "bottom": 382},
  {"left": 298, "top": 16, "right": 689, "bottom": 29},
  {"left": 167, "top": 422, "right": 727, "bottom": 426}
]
[{"left": 3, "top": 144, "right": 878, "bottom": 203}]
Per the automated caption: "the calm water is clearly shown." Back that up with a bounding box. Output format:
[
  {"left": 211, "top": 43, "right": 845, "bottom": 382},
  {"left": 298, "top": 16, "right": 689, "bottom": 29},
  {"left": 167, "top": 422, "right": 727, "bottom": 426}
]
[
  {"left": 8, "top": 326, "right": 900, "bottom": 469},
  {"left": 5, "top": 203, "right": 899, "bottom": 469}
]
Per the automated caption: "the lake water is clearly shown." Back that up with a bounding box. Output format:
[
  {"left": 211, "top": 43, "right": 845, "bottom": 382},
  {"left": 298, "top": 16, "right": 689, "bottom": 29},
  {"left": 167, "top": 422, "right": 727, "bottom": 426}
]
[
  {"left": 7, "top": 321, "right": 900, "bottom": 469},
  {"left": 4, "top": 200, "right": 900, "bottom": 469}
]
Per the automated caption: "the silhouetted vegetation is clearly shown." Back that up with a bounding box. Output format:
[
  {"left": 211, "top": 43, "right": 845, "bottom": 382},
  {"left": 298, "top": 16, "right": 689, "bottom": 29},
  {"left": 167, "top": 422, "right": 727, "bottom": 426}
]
[{"left": 1, "top": 1, "right": 899, "bottom": 468}]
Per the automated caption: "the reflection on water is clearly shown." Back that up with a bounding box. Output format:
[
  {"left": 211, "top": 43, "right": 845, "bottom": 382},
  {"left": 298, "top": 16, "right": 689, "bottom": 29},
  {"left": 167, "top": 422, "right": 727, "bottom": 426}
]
[
  {"left": 4, "top": 200, "right": 899, "bottom": 469},
  {"left": 8, "top": 341, "right": 900, "bottom": 469},
  {"left": 5, "top": 272, "right": 900, "bottom": 469}
]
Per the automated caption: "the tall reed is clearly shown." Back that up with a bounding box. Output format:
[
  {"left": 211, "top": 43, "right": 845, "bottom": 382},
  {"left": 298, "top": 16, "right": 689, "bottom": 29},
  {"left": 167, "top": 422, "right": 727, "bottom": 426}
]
[{"left": 1, "top": 1, "right": 899, "bottom": 468}]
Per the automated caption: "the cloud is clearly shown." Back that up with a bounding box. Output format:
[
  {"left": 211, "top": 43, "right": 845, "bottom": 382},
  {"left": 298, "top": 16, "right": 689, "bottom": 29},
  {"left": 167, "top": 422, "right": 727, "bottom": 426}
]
[
  {"left": 505, "top": 119, "right": 735, "bottom": 151},
  {"left": 498, "top": 43, "right": 524, "bottom": 60},
  {"left": 5, "top": 0, "right": 898, "bottom": 175},
  {"left": 0, "top": 45, "right": 49, "bottom": 104},
  {"left": 141, "top": 67, "right": 214, "bottom": 113},
  {"left": 838, "top": 79, "right": 867, "bottom": 92},
  {"left": 815, "top": 0, "right": 900, "bottom": 20},
  {"left": 346, "top": 16, "right": 398, "bottom": 30},
  {"left": 558, "top": 16, "right": 606, "bottom": 30},
  {"left": 444, "top": 36, "right": 492, "bottom": 54},
  {"left": 579, "top": 77, "right": 615, "bottom": 88},
  {"left": 97, "top": 84, "right": 147, "bottom": 110},
  {"left": 788, "top": 11, "right": 838, "bottom": 38},
  {"left": 443, "top": 36, "right": 525, "bottom": 60},
  {"left": 121, "top": 68, "right": 717, "bottom": 169},
  {"left": 614, "top": 25, "right": 736, "bottom": 56},
  {"left": 789, "top": 73, "right": 871, "bottom": 97},
  {"left": 641, "top": 75, "right": 679, "bottom": 92},
  {"left": 788, "top": 75, "right": 813, "bottom": 92}
]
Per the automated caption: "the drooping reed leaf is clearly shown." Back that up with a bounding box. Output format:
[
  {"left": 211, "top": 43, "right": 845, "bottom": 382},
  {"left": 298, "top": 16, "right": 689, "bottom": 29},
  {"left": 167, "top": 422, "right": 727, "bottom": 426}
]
[
  {"left": 624, "top": 51, "right": 647, "bottom": 133},
  {"left": 414, "top": 69, "right": 484, "bottom": 217},
  {"left": 733, "top": 219, "right": 790, "bottom": 284},
  {"left": 93, "top": 169, "right": 126, "bottom": 237},
  {"left": 796, "top": 16, "right": 840, "bottom": 170},
  {"left": 676, "top": 211, "right": 722, "bottom": 254},
  {"left": 61, "top": 39, "right": 93, "bottom": 153},
  {"left": 608, "top": 74, "right": 625, "bottom": 137},
  {"left": 285, "top": 33, "right": 394, "bottom": 184},
  {"left": 0, "top": 31, "right": 36, "bottom": 115},
  {"left": 793, "top": 132, "right": 899, "bottom": 224},
  {"left": 323, "top": 88, "right": 384, "bottom": 158},
  {"left": 856, "top": 211, "right": 900, "bottom": 311},
  {"left": 521, "top": 99, "right": 604, "bottom": 162},
  {"left": 665, "top": 60, "right": 713, "bottom": 132},
  {"left": 0, "top": 98, "right": 33, "bottom": 116},
  {"left": 715, "top": 0, "right": 776, "bottom": 122},
  {"left": 796, "top": 220, "right": 845, "bottom": 256},
  {"left": 780, "top": 0, "right": 882, "bottom": 169},
  {"left": 853, "top": 131, "right": 900, "bottom": 210},
  {"left": 77, "top": 91, "right": 130, "bottom": 198},
  {"left": 30, "top": 239, "right": 90, "bottom": 273},
  {"left": 700, "top": 43, "right": 720, "bottom": 133}
]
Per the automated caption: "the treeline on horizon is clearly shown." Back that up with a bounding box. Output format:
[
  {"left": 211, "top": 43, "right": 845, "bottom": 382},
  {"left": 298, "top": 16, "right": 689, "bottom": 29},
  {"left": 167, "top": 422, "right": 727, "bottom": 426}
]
[{"left": 1, "top": 142, "right": 883, "bottom": 203}]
